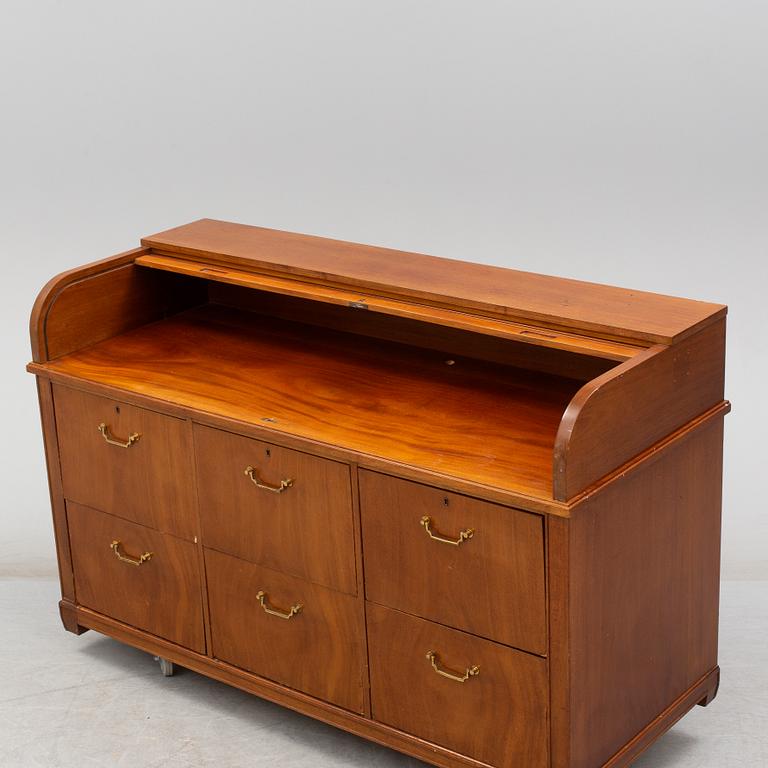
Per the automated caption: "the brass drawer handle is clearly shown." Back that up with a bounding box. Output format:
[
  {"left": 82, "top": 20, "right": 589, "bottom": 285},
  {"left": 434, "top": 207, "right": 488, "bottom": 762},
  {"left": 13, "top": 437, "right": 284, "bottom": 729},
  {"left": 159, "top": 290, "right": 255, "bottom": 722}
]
[
  {"left": 426, "top": 651, "right": 479, "bottom": 683},
  {"left": 244, "top": 465, "right": 294, "bottom": 493},
  {"left": 420, "top": 516, "right": 474, "bottom": 546},
  {"left": 256, "top": 590, "right": 303, "bottom": 620},
  {"left": 110, "top": 540, "right": 153, "bottom": 566},
  {"left": 98, "top": 422, "right": 141, "bottom": 448}
]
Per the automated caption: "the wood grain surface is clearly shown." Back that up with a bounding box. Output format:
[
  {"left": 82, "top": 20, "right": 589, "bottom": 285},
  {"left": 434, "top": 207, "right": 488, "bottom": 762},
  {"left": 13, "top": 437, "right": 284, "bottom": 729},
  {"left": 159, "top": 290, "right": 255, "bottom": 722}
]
[
  {"left": 554, "top": 318, "right": 726, "bottom": 500},
  {"left": 360, "top": 471, "right": 547, "bottom": 654},
  {"left": 142, "top": 219, "right": 725, "bottom": 344},
  {"left": 137, "top": 253, "right": 641, "bottom": 361},
  {"left": 28, "top": 220, "right": 731, "bottom": 768},
  {"left": 30, "top": 248, "right": 147, "bottom": 362},
  {"left": 367, "top": 602, "right": 548, "bottom": 768},
  {"left": 54, "top": 385, "right": 199, "bottom": 540},
  {"left": 35, "top": 378, "right": 75, "bottom": 602},
  {"left": 31, "top": 252, "right": 206, "bottom": 362},
  {"left": 554, "top": 416, "right": 725, "bottom": 768},
  {"left": 67, "top": 502, "right": 205, "bottom": 652},
  {"left": 39, "top": 305, "right": 582, "bottom": 499},
  {"left": 195, "top": 424, "right": 357, "bottom": 594},
  {"left": 205, "top": 548, "right": 366, "bottom": 714}
]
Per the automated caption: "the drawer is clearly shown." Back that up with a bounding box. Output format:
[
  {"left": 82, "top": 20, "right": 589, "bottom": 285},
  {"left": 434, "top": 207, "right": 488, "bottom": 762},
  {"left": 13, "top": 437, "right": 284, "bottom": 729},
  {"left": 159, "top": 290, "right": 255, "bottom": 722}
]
[
  {"left": 67, "top": 502, "right": 205, "bottom": 652},
  {"left": 360, "top": 471, "right": 546, "bottom": 653},
  {"left": 54, "top": 385, "right": 197, "bottom": 540},
  {"left": 195, "top": 424, "right": 356, "bottom": 595},
  {"left": 368, "top": 603, "right": 548, "bottom": 768},
  {"left": 205, "top": 548, "right": 366, "bottom": 713}
]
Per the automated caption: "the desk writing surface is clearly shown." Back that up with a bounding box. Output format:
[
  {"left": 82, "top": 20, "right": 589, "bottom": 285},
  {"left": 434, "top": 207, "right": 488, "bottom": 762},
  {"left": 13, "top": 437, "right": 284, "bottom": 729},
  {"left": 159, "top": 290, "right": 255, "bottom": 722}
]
[{"left": 38, "top": 304, "right": 582, "bottom": 498}]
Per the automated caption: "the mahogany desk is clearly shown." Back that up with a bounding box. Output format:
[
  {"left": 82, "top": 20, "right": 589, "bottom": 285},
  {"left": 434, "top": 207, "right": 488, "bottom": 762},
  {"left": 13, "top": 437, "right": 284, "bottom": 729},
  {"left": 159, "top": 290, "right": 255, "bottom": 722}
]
[{"left": 28, "top": 219, "right": 729, "bottom": 768}]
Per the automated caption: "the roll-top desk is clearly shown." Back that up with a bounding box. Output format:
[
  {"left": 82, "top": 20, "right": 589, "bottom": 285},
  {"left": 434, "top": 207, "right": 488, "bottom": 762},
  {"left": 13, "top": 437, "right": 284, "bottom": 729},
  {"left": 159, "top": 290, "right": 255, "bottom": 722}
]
[{"left": 28, "top": 219, "right": 729, "bottom": 768}]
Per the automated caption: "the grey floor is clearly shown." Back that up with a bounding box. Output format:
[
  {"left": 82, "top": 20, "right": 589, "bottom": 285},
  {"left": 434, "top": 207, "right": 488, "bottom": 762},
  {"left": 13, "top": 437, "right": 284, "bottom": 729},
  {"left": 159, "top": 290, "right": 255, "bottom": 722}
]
[{"left": 0, "top": 580, "right": 765, "bottom": 768}]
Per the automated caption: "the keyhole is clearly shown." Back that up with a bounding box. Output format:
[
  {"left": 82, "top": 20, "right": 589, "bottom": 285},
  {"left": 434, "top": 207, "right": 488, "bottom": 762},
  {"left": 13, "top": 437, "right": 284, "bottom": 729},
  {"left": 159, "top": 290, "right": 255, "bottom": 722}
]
[
  {"left": 265, "top": 448, "right": 271, "bottom": 458},
  {"left": 115, "top": 406, "right": 120, "bottom": 415},
  {"left": 442, "top": 497, "right": 449, "bottom": 507}
]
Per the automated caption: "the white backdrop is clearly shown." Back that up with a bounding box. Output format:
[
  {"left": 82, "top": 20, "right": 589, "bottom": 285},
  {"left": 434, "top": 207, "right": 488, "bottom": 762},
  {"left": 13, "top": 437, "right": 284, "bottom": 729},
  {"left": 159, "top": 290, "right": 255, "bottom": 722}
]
[{"left": 1, "top": 1, "right": 765, "bottom": 579}]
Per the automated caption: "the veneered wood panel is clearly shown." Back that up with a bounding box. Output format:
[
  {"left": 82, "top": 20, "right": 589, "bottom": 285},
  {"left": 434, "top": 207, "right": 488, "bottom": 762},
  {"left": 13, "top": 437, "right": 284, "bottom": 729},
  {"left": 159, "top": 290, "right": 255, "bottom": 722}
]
[
  {"left": 68, "top": 502, "right": 205, "bottom": 652},
  {"left": 347, "top": 463, "right": 372, "bottom": 717},
  {"left": 54, "top": 385, "right": 198, "bottom": 540},
  {"left": 142, "top": 219, "right": 725, "bottom": 344},
  {"left": 547, "top": 514, "right": 571, "bottom": 768},
  {"left": 31, "top": 254, "right": 206, "bottom": 362},
  {"left": 194, "top": 424, "right": 357, "bottom": 595},
  {"left": 35, "top": 377, "right": 75, "bottom": 603},
  {"left": 206, "top": 548, "right": 366, "bottom": 714},
  {"left": 360, "top": 471, "right": 546, "bottom": 654},
  {"left": 39, "top": 305, "right": 582, "bottom": 499},
  {"left": 138, "top": 253, "right": 641, "bottom": 361},
  {"left": 564, "top": 416, "right": 724, "bottom": 768},
  {"left": 367, "top": 602, "right": 548, "bottom": 768},
  {"left": 30, "top": 248, "right": 146, "bottom": 362},
  {"left": 554, "top": 318, "right": 726, "bottom": 500}
]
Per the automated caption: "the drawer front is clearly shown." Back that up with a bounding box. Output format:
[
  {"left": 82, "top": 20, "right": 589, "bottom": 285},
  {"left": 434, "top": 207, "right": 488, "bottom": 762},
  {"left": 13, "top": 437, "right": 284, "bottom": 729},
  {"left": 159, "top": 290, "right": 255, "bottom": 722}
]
[
  {"left": 195, "top": 424, "right": 356, "bottom": 595},
  {"left": 67, "top": 502, "right": 205, "bottom": 652},
  {"left": 54, "top": 385, "right": 197, "bottom": 540},
  {"left": 360, "top": 470, "right": 546, "bottom": 653},
  {"left": 205, "top": 548, "right": 366, "bottom": 713},
  {"left": 368, "top": 603, "right": 548, "bottom": 768}
]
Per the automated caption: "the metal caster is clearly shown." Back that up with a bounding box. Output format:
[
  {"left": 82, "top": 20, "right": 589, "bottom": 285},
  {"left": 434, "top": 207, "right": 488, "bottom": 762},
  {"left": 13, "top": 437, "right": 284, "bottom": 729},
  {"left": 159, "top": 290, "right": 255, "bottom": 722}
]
[{"left": 153, "top": 656, "right": 175, "bottom": 677}]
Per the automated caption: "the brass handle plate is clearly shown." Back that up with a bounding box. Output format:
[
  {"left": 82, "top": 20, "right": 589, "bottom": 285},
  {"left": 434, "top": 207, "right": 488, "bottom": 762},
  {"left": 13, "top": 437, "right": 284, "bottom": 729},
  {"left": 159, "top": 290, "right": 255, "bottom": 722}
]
[
  {"left": 426, "top": 650, "right": 479, "bottom": 683},
  {"left": 245, "top": 465, "right": 294, "bottom": 493},
  {"left": 420, "top": 516, "right": 474, "bottom": 546},
  {"left": 256, "top": 590, "right": 303, "bottom": 620},
  {"left": 98, "top": 423, "right": 140, "bottom": 448},
  {"left": 110, "top": 540, "right": 152, "bottom": 566}
]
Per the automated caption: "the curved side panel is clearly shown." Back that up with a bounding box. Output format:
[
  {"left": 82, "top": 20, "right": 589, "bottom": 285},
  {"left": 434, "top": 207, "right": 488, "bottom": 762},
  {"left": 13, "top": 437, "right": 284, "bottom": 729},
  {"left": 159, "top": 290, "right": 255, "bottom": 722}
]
[
  {"left": 553, "top": 318, "right": 726, "bottom": 501},
  {"left": 30, "top": 246, "right": 208, "bottom": 363},
  {"left": 29, "top": 247, "right": 148, "bottom": 362}
]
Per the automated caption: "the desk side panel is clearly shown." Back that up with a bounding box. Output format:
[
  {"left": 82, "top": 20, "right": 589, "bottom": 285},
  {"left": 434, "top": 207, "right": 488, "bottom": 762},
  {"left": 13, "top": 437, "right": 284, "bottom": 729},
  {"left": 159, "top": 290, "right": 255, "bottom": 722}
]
[
  {"left": 553, "top": 318, "right": 726, "bottom": 501},
  {"left": 30, "top": 249, "right": 206, "bottom": 362},
  {"left": 563, "top": 416, "right": 724, "bottom": 768}
]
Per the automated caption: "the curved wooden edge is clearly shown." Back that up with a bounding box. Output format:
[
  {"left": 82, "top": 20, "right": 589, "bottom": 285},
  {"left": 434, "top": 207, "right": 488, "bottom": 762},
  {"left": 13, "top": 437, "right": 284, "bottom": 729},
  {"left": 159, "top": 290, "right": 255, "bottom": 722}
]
[
  {"left": 553, "top": 345, "right": 665, "bottom": 499},
  {"left": 29, "top": 247, "right": 148, "bottom": 362},
  {"left": 553, "top": 318, "right": 726, "bottom": 502},
  {"left": 567, "top": 401, "right": 732, "bottom": 508}
]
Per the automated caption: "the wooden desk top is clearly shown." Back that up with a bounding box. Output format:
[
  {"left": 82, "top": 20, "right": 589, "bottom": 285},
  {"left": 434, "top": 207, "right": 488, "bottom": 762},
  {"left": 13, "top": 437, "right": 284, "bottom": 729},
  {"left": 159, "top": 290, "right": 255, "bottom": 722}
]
[{"left": 143, "top": 218, "right": 726, "bottom": 345}]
